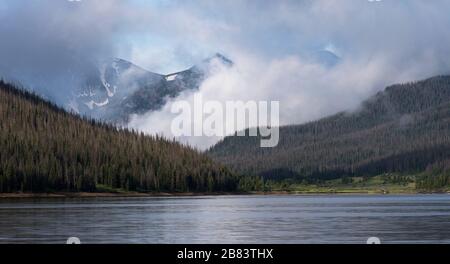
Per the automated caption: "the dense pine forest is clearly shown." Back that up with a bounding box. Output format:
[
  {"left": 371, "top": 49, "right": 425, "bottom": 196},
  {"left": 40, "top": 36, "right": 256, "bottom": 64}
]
[
  {"left": 0, "top": 81, "right": 238, "bottom": 193},
  {"left": 209, "top": 76, "right": 450, "bottom": 190}
]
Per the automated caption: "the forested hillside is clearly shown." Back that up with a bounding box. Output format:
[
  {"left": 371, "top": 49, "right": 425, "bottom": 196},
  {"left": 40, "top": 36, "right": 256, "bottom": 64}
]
[
  {"left": 209, "top": 76, "right": 450, "bottom": 189},
  {"left": 0, "top": 81, "right": 237, "bottom": 193}
]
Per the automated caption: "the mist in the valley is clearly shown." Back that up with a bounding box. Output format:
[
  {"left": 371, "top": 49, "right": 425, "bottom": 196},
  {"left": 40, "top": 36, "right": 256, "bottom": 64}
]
[{"left": 1, "top": 1, "right": 450, "bottom": 149}]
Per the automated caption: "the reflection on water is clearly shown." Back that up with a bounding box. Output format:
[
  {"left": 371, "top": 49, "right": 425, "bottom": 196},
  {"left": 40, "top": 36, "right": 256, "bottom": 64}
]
[{"left": 0, "top": 195, "right": 449, "bottom": 244}]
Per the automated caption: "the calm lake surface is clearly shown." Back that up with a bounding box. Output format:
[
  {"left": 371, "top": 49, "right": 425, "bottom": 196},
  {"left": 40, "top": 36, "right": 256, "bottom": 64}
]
[{"left": 0, "top": 194, "right": 449, "bottom": 244}]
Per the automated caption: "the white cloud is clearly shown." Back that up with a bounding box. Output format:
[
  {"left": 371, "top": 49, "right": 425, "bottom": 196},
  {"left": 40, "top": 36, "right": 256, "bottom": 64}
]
[{"left": 129, "top": 49, "right": 443, "bottom": 150}]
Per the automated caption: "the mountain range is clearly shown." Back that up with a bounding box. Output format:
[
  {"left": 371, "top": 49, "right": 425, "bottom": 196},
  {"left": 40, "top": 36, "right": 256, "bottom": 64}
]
[
  {"left": 208, "top": 75, "right": 450, "bottom": 188},
  {"left": 1, "top": 51, "right": 449, "bottom": 192}
]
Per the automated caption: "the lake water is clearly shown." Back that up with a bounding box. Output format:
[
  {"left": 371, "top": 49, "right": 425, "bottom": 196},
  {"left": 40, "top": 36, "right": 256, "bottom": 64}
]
[{"left": 0, "top": 194, "right": 449, "bottom": 244}]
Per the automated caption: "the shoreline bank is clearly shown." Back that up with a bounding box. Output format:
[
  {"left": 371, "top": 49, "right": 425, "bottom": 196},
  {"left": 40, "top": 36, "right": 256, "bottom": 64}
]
[{"left": 0, "top": 190, "right": 448, "bottom": 199}]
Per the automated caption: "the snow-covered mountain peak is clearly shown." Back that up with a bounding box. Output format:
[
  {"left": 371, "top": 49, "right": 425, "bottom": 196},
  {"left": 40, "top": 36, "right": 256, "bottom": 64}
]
[{"left": 67, "top": 54, "right": 231, "bottom": 123}]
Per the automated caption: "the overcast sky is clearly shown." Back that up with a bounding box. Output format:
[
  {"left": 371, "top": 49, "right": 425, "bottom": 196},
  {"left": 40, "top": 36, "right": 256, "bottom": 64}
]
[{"left": 1, "top": 0, "right": 450, "bottom": 148}]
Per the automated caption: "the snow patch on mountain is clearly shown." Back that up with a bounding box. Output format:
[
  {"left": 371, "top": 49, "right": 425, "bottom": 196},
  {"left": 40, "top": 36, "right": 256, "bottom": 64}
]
[
  {"left": 166, "top": 74, "right": 177, "bottom": 81},
  {"left": 85, "top": 98, "right": 109, "bottom": 110},
  {"left": 99, "top": 63, "right": 115, "bottom": 97}
]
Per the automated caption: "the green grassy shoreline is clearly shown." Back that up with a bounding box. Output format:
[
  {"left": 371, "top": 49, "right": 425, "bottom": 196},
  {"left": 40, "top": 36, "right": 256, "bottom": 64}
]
[{"left": 1, "top": 174, "right": 448, "bottom": 198}]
